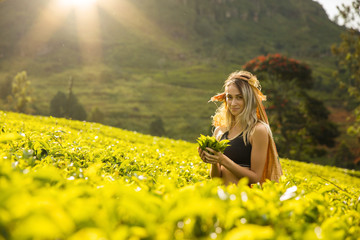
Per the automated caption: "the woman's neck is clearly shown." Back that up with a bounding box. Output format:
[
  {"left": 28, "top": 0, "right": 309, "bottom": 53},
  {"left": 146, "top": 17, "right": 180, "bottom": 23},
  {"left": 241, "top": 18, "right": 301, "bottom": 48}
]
[
  {"left": 230, "top": 118, "right": 243, "bottom": 131},
  {"left": 229, "top": 123, "right": 243, "bottom": 134}
]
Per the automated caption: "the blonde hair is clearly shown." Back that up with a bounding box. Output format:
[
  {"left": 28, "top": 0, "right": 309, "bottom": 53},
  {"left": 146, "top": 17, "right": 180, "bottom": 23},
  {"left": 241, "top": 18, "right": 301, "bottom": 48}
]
[{"left": 212, "top": 71, "right": 269, "bottom": 144}]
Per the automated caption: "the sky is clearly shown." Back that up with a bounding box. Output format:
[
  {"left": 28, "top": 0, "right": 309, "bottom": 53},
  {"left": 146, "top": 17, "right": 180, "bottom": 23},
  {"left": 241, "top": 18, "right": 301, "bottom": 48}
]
[{"left": 313, "top": 0, "right": 359, "bottom": 29}]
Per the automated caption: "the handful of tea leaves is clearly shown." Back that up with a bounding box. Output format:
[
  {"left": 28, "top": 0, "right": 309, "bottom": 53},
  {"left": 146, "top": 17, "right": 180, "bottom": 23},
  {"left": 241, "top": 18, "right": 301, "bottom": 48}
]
[{"left": 197, "top": 134, "right": 230, "bottom": 153}]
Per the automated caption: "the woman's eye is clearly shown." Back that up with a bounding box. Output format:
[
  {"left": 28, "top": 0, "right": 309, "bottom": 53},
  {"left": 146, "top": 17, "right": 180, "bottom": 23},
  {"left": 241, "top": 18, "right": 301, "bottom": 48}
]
[{"left": 236, "top": 96, "right": 243, "bottom": 100}]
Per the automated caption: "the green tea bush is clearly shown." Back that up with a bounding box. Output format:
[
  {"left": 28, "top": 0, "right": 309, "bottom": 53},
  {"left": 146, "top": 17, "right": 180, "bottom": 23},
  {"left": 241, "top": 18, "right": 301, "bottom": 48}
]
[
  {"left": 0, "top": 111, "right": 359, "bottom": 239},
  {"left": 197, "top": 134, "right": 230, "bottom": 153}
]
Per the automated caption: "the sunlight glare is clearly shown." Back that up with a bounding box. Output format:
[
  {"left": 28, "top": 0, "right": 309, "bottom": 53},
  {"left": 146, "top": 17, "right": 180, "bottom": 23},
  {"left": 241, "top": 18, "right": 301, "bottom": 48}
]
[{"left": 59, "top": 0, "right": 97, "bottom": 8}]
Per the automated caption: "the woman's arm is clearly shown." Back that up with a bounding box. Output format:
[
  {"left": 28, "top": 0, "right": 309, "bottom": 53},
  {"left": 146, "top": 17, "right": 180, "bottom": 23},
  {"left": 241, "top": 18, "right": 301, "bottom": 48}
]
[
  {"left": 210, "top": 163, "right": 222, "bottom": 178},
  {"left": 203, "top": 123, "right": 269, "bottom": 184}
]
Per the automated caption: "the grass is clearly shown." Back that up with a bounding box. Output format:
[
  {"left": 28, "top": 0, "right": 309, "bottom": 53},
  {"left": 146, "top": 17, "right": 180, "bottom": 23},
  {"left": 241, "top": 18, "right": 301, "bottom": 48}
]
[{"left": 0, "top": 111, "right": 359, "bottom": 239}]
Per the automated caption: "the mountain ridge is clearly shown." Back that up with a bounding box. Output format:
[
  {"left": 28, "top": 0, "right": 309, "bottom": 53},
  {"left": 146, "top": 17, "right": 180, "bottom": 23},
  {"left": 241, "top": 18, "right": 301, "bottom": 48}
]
[{"left": 0, "top": 0, "right": 346, "bottom": 142}]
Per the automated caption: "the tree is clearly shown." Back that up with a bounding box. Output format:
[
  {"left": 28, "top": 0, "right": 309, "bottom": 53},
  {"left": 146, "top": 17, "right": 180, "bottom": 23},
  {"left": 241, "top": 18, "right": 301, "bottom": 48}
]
[
  {"left": 50, "top": 91, "right": 67, "bottom": 117},
  {"left": 150, "top": 116, "right": 166, "bottom": 137},
  {"left": 334, "top": 141, "right": 355, "bottom": 168},
  {"left": 243, "top": 54, "right": 339, "bottom": 161},
  {"left": 332, "top": 0, "right": 360, "bottom": 142},
  {"left": 49, "top": 77, "right": 87, "bottom": 121},
  {"left": 90, "top": 107, "right": 105, "bottom": 123},
  {"left": 66, "top": 94, "right": 87, "bottom": 120},
  {"left": 8, "top": 71, "right": 33, "bottom": 114}
]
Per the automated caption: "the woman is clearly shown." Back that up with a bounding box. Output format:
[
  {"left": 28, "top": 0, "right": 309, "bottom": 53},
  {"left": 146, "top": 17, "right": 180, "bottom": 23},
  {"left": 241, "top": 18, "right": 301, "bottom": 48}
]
[{"left": 198, "top": 70, "right": 282, "bottom": 185}]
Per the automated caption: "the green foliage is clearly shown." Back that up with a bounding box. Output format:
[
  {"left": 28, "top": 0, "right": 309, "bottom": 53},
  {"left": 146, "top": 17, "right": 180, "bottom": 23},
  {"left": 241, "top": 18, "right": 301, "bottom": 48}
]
[
  {"left": 149, "top": 116, "right": 166, "bottom": 137},
  {"left": 50, "top": 91, "right": 67, "bottom": 118},
  {"left": 303, "top": 94, "right": 339, "bottom": 148},
  {"left": 332, "top": 0, "right": 360, "bottom": 141},
  {"left": 244, "top": 54, "right": 339, "bottom": 162},
  {"left": 49, "top": 90, "right": 87, "bottom": 121},
  {"left": 7, "top": 71, "right": 33, "bottom": 114},
  {"left": 90, "top": 107, "right": 105, "bottom": 123},
  {"left": 66, "top": 94, "right": 87, "bottom": 121},
  {"left": 197, "top": 134, "right": 230, "bottom": 153},
  {"left": 0, "top": 111, "right": 360, "bottom": 239},
  {"left": 335, "top": 141, "right": 356, "bottom": 169}
]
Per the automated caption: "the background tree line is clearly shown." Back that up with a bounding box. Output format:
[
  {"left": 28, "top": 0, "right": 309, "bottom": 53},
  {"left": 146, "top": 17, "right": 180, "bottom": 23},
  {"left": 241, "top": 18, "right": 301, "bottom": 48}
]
[
  {"left": 331, "top": 0, "right": 360, "bottom": 168},
  {"left": 0, "top": 72, "right": 167, "bottom": 137},
  {"left": 0, "top": 73, "right": 88, "bottom": 121}
]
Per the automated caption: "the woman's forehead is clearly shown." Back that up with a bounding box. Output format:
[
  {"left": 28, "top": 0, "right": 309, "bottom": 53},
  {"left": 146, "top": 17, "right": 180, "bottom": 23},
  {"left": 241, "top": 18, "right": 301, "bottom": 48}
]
[{"left": 225, "top": 83, "right": 241, "bottom": 95}]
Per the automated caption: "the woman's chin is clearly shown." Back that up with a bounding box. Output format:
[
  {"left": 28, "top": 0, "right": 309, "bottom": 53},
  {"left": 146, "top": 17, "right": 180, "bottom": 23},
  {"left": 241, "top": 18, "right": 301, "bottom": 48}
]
[{"left": 230, "top": 109, "right": 241, "bottom": 115}]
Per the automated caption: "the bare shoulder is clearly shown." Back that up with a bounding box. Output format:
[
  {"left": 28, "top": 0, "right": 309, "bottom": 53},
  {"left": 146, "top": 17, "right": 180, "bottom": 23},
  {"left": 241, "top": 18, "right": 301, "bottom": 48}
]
[
  {"left": 251, "top": 122, "right": 270, "bottom": 143},
  {"left": 254, "top": 122, "right": 269, "bottom": 135}
]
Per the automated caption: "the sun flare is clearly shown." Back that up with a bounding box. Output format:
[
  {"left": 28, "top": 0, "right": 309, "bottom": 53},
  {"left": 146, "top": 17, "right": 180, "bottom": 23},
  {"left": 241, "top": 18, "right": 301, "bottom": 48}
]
[
  {"left": 17, "top": 0, "right": 172, "bottom": 68},
  {"left": 58, "top": 0, "right": 97, "bottom": 8}
]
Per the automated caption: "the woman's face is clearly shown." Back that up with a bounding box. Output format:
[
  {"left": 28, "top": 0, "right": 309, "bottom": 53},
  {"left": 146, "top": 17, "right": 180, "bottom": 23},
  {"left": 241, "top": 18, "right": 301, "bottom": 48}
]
[{"left": 225, "top": 83, "right": 244, "bottom": 116}]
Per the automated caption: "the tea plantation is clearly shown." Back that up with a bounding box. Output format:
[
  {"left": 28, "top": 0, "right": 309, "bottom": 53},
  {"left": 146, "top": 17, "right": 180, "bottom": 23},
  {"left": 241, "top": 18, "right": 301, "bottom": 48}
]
[{"left": 0, "top": 111, "right": 359, "bottom": 240}]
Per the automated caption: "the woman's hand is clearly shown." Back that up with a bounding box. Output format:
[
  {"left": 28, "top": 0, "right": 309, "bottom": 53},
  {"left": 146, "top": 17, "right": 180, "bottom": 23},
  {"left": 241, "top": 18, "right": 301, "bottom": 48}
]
[
  {"left": 198, "top": 147, "right": 224, "bottom": 164},
  {"left": 198, "top": 147, "right": 206, "bottom": 163}
]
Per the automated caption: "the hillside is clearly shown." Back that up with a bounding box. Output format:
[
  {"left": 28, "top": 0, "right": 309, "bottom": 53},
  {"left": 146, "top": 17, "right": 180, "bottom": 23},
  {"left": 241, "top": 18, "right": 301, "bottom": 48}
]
[
  {"left": 0, "top": 0, "right": 346, "bottom": 142},
  {"left": 0, "top": 111, "right": 360, "bottom": 239}
]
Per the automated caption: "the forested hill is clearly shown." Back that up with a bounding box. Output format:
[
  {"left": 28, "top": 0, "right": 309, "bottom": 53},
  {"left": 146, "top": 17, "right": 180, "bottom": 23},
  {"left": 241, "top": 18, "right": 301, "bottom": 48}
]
[
  {"left": 0, "top": 0, "right": 343, "bottom": 65},
  {"left": 131, "top": 0, "right": 343, "bottom": 60},
  {"left": 0, "top": 0, "right": 345, "bottom": 142}
]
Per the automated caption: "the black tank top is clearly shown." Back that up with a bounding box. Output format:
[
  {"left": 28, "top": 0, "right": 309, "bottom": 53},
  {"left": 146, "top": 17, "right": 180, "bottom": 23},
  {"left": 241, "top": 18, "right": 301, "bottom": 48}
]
[{"left": 221, "top": 132, "right": 252, "bottom": 168}]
